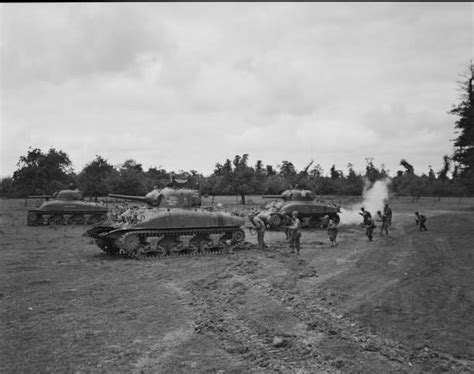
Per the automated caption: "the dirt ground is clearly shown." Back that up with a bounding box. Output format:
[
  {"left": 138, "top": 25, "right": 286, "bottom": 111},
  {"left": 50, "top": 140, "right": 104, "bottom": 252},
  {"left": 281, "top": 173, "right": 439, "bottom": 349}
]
[{"left": 1, "top": 197, "right": 474, "bottom": 373}]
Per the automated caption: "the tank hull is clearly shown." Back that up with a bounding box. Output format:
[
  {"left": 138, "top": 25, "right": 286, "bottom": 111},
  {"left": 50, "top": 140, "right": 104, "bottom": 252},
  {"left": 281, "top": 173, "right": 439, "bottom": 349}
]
[
  {"left": 261, "top": 201, "right": 340, "bottom": 230},
  {"left": 27, "top": 200, "right": 108, "bottom": 226}
]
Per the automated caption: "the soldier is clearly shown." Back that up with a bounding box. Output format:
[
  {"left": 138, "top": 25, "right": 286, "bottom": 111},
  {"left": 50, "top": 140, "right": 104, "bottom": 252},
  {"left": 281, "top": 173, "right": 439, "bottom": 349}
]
[
  {"left": 287, "top": 211, "right": 302, "bottom": 254},
  {"left": 249, "top": 210, "right": 268, "bottom": 250},
  {"left": 327, "top": 219, "right": 339, "bottom": 247},
  {"left": 384, "top": 203, "right": 392, "bottom": 227},
  {"left": 415, "top": 212, "right": 428, "bottom": 231},
  {"left": 359, "top": 207, "right": 371, "bottom": 226},
  {"left": 321, "top": 215, "right": 330, "bottom": 229},
  {"left": 377, "top": 210, "right": 389, "bottom": 235},
  {"left": 365, "top": 216, "right": 376, "bottom": 241}
]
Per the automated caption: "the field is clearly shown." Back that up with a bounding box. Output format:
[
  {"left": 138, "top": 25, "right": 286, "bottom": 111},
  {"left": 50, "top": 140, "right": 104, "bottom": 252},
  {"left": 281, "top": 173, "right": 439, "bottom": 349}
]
[{"left": 1, "top": 196, "right": 474, "bottom": 373}]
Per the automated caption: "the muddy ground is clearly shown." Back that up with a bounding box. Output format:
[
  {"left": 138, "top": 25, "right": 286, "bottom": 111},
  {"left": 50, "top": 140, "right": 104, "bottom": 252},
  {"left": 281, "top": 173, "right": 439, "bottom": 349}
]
[{"left": 1, "top": 197, "right": 474, "bottom": 373}]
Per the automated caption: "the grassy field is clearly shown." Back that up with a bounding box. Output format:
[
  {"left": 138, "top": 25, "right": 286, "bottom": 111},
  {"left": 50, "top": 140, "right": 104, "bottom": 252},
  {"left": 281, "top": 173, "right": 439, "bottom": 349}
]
[{"left": 2, "top": 196, "right": 474, "bottom": 373}]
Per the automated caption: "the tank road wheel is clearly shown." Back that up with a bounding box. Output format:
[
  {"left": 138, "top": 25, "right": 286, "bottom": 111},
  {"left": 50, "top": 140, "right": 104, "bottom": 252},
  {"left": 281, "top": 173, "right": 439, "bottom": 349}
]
[
  {"left": 68, "top": 214, "right": 86, "bottom": 225},
  {"left": 168, "top": 241, "right": 184, "bottom": 255},
  {"left": 199, "top": 241, "right": 212, "bottom": 253},
  {"left": 96, "top": 238, "right": 119, "bottom": 255},
  {"left": 118, "top": 233, "right": 145, "bottom": 258},
  {"left": 27, "top": 212, "right": 41, "bottom": 226},
  {"left": 189, "top": 235, "right": 212, "bottom": 254},
  {"left": 157, "top": 236, "right": 182, "bottom": 256},
  {"left": 48, "top": 214, "right": 65, "bottom": 225},
  {"left": 231, "top": 229, "right": 245, "bottom": 244},
  {"left": 269, "top": 214, "right": 283, "bottom": 230},
  {"left": 188, "top": 242, "right": 200, "bottom": 254},
  {"left": 156, "top": 245, "right": 169, "bottom": 257}
]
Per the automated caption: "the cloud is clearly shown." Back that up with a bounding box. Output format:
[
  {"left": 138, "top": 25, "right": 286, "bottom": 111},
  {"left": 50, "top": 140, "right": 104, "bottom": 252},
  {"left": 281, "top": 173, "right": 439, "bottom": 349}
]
[
  {"left": 1, "top": 4, "right": 173, "bottom": 87},
  {"left": 1, "top": 3, "right": 472, "bottom": 178}
]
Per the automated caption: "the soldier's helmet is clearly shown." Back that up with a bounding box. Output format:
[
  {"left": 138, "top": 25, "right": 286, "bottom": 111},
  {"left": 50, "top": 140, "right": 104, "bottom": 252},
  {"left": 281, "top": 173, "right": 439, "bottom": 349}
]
[{"left": 324, "top": 215, "right": 329, "bottom": 219}]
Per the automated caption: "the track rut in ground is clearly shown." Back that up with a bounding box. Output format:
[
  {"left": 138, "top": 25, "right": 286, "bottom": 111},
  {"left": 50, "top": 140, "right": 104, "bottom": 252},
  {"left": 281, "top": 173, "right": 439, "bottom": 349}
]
[{"left": 185, "top": 249, "right": 474, "bottom": 373}]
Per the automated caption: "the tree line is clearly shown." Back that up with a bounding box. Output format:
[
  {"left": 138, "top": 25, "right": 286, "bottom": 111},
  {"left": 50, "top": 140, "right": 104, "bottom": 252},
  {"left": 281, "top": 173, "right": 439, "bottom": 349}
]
[
  {"left": 0, "top": 148, "right": 468, "bottom": 202},
  {"left": 1, "top": 64, "right": 472, "bottom": 201}
]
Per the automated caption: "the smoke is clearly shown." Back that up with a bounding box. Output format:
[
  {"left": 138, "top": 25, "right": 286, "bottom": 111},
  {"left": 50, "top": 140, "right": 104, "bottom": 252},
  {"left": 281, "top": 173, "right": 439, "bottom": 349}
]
[{"left": 339, "top": 178, "right": 391, "bottom": 225}]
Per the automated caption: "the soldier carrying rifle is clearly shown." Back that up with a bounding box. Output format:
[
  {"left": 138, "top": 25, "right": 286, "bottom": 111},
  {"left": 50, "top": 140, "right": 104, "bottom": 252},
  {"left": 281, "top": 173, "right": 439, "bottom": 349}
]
[{"left": 287, "top": 211, "right": 302, "bottom": 255}]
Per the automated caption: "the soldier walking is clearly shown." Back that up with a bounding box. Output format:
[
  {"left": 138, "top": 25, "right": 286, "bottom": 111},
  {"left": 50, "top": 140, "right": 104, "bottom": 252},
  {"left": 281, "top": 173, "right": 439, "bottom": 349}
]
[
  {"left": 327, "top": 219, "right": 339, "bottom": 247},
  {"left": 415, "top": 212, "right": 428, "bottom": 231},
  {"left": 249, "top": 211, "right": 268, "bottom": 250},
  {"left": 287, "top": 211, "right": 302, "bottom": 255},
  {"left": 365, "top": 216, "right": 376, "bottom": 241},
  {"left": 377, "top": 210, "right": 389, "bottom": 235},
  {"left": 384, "top": 203, "right": 393, "bottom": 227}
]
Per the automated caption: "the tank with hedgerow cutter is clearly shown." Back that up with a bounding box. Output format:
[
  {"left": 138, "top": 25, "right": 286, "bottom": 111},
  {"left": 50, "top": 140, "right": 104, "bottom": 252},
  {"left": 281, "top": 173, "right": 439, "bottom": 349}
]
[{"left": 84, "top": 187, "right": 247, "bottom": 259}]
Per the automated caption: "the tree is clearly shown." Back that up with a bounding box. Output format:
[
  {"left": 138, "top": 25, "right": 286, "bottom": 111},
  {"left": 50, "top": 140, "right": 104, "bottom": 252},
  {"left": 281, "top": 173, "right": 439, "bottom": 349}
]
[
  {"left": 278, "top": 161, "right": 297, "bottom": 186},
  {"left": 145, "top": 167, "right": 170, "bottom": 189},
  {"left": 265, "top": 165, "right": 276, "bottom": 176},
  {"left": 437, "top": 155, "right": 451, "bottom": 182},
  {"left": 12, "top": 147, "right": 74, "bottom": 196},
  {"left": 112, "top": 159, "right": 147, "bottom": 195},
  {"left": 231, "top": 154, "right": 257, "bottom": 204},
  {"left": 428, "top": 165, "right": 436, "bottom": 182},
  {"left": 309, "top": 164, "right": 324, "bottom": 178},
  {"left": 0, "top": 177, "right": 13, "bottom": 197},
  {"left": 210, "top": 154, "right": 258, "bottom": 203},
  {"left": 77, "top": 155, "right": 117, "bottom": 201},
  {"left": 400, "top": 159, "right": 414, "bottom": 175},
  {"left": 330, "top": 164, "right": 342, "bottom": 180},
  {"left": 365, "top": 158, "right": 387, "bottom": 183},
  {"left": 449, "top": 63, "right": 474, "bottom": 194}
]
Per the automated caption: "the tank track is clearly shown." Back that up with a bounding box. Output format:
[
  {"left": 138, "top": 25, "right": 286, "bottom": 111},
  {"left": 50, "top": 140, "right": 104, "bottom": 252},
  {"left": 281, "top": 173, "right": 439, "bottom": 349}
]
[
  {"left": 95, "top": 227, "right": 249, "bottom": 260},
  {"left": 27, "top": 212, "right": 108, "bottom": 226}
]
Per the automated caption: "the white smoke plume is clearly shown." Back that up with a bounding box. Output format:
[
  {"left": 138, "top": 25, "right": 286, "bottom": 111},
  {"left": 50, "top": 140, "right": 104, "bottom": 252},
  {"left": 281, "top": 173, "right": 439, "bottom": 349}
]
[{"left": 339, "top": 178, "right": 392, "bottom": 225}]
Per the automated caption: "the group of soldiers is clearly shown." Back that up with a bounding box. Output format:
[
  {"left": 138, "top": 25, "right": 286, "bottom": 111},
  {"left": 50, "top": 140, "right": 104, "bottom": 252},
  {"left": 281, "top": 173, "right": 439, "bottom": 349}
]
[
  {"left": 248, "top": 210, "right": 303, "bottom": 254},
  {"left": 359, "top": 204, "right": 393, "bottom": 241},
  {"left": 248, "top": 202, "right": 428, "bottom": 253},
  {"left": 248, "top": 210, "right": 339, "bottom": 255},
  {"left": 359, "top": 205, "right": 428, "bottom": 240}
]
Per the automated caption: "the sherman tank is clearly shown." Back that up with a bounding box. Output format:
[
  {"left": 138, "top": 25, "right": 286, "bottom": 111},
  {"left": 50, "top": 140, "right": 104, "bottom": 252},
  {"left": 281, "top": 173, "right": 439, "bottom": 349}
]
[
  {"left": 260, "top": 189, "right": 341, "bottom": 230},
  {"left": 27, "top": 189, "right": 108, "bottom": 226},
  {"left": 84, "top": 187, "right": 246, "bottom": 259}
]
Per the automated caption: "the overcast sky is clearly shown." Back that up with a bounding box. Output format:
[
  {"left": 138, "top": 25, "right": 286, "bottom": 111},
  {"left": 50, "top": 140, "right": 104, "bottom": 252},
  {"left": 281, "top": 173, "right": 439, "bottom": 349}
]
[{"left": 1, "top": 3, "right": 472, "bottom": 178}]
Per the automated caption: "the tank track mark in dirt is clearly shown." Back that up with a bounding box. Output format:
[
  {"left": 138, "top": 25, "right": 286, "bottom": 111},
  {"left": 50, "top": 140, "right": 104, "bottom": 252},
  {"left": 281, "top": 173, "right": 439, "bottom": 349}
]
[
  {"left": 88, "top": 226, "right": 249, "bottom": 260},
  {"left": 27, "top": 211, "right": 108, "bottom": 226}
]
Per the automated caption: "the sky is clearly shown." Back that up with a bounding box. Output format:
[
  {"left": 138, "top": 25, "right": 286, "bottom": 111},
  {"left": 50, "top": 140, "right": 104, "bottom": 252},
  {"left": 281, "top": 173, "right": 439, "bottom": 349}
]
[{"left": 1, "top": 3, "right": 473, "bottom": 178}]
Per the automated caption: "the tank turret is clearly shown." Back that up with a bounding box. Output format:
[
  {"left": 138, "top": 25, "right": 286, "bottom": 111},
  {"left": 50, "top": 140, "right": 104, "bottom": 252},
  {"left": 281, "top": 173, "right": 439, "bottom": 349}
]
[{"left": 108, "top": 187, "right": 201, "bottom": 208}]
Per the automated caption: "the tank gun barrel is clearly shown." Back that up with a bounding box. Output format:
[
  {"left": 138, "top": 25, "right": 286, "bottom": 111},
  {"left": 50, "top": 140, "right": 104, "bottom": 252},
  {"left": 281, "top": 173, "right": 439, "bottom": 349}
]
[
  {"left": 28, "top": 194, "right": 52, "bottom": 200},
  {"left": 262, "top": 195, "right": 283, "bottom": 199},
  {"left": 108, "top": 194, "right": 148, "bottom": 203}
]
